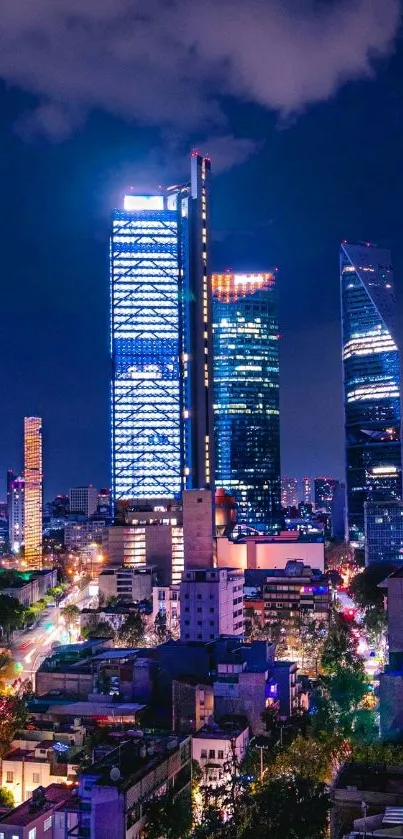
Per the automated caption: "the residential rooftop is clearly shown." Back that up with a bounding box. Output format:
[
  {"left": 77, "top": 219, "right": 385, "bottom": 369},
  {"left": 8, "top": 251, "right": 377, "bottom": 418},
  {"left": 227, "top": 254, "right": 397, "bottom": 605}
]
[
  {"left": 336, "top": 762, "right": 403, "bottom": 794},
  {"left": 0, "top": 784, "right": 75, "bottom": 827},
  {"left": 194, "top": 717, "right": 249, "bottom": 739},
  {"left": 80, "top": 733, "right": 190, "bottom": 791}
]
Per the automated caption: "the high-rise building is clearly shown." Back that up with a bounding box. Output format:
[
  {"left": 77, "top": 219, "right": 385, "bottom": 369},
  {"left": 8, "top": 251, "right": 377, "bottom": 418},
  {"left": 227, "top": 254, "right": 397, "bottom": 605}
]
[
  {"left": 24, "top": 417, "right": 43, "bottom": 569},
  {"left": 110, "top": 152, "right": 213, "bottom": 504},
  {"left": 281, "top": 477, "right": 299, "bottom": 509},
  {"left": 364, "top": 500, "right": 403, "bottom": 566},
  {"left": 302, "top": 477, "right": 312, "bottom": 505},
  {"left": 314, "top": 477, "right": 338, "bottom": 513},
  {"left": 212, "top": 271, "right": 280, "bottom": 528},
  {"left": 341, "top": 242, "right": 402, "bottom": 540},
  {"left": 69, "top": 485, "right": 98, "bottom": 518},
  {"left": 8, "top": 474, "right": 24, "bottom": 552}
]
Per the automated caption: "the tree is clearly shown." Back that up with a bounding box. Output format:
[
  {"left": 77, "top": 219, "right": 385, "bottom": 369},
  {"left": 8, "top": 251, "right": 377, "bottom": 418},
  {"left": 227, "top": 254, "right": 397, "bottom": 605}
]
[
  {"left": 61, "top": 604, "right": 80, "bottom": 641},
  {"left": 154, "top": 609, "right": 170, "bottom": 644},
  {"left": 0, "top": 594, "right": 26, "bottom": 642},
  {"left": 116, "top": 610, "right": 145, "bottom": 647},
  {"left": 0, "top": 651, "right": 15, "bottom": 691},
  {"left": 0, "top": 786, "right": 14, "bottom": 808},
  {"left": 47, "top": 584, "right": 67, "bottom": 604},
  {"left": 362, "top": 606, "right": 387, "bottom": 648},
  {"left": 145, "top": 789, "right": 192, "bottom": 839},
  {"left": 81, "top": 616, "right": 114, "bottom": 640},
  {"left": 320, "top": 613, "right": 362, "bottom": 675},
  {"left": 227, "top": 774, "right": 329, "bottom": 839},
  {"left": 268, "top": 734, "right": 347, "bottom": 785},
  {"left": 349, "top": 563, "right": 395, "bottom": 610},
  {"left": 0, "top": 679, "right": 33, "bottom": 756}
]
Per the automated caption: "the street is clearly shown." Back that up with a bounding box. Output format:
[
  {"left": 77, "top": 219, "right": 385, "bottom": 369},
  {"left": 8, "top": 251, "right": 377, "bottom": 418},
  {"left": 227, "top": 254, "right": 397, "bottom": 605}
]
[{"left": 9, "top": 584, "right": 93, "bottom": 685}]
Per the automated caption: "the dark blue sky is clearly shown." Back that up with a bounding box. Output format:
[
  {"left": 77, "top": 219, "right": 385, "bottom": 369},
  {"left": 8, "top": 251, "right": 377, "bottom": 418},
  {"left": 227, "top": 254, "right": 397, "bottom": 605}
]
[{"left": 0, "top": 4, "right": 402, "bottom": 500}]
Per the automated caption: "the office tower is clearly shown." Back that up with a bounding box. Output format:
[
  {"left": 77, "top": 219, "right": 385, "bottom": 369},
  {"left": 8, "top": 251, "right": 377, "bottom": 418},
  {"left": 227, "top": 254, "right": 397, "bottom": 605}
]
[
  {"left": 69, "top": 485, "right": 98, "bottom": 518},
  {"left": 180, "top": 567, "right": 244, "bottom": 641},
  {"left": 314, "top": 477, "right": 338, "bottom": 513},
  {"left": 110, "top": 152, "right": 213, "bottom": 504},
  {"left": 302, "top": 477, "right": 312, "bottom": 505},
  {"left": 364, "top": 500, "right": 403, "bottom": 566},
  {"left": 212, "top": 271, "right": 280, "bottom": 527},
  {"left": 281, "top": 477, "right": 299, "bottom": 509},
  {"left": 8, "top": 475, "right": 25, "bottom": 552},
  {"left": 24, "top": 417, "right": 43, "bottom": 569},
  {"left": 341, "top": 242, "right": 402, "bottom": 541}
]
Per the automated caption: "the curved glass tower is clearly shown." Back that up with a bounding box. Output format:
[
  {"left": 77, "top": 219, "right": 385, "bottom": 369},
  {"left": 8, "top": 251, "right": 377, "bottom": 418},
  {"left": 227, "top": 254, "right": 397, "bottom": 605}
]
[
  {"left": 212, "top": 272, "right": 281, "bottom": 528},
  {"left": 340, "top": 242, "right": 402, "bottom": 542}
]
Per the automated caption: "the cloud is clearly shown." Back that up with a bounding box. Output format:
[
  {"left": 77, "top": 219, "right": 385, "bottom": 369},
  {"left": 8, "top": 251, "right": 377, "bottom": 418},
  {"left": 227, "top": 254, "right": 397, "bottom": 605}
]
[{"left": 0, "top": 0, "right": 400, "bottom": 152}]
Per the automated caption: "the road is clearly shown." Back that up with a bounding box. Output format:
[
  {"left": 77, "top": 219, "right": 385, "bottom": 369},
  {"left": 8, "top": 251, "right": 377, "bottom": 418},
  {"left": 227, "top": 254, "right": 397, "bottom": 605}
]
[
  {"left": 10, "top": 585, "right": 93, "bottom": 686},
  {"left": 337, "top": 587, "right": 385, "bottom": 682}
]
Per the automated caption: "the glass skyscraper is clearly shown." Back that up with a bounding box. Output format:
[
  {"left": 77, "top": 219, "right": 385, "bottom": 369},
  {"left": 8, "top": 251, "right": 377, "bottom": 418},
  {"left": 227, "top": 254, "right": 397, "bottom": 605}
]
[
  {"left": 341, "top": 242, "right": 402, "bottom": 541},
  {"left": 212, "top": 271, "right": 280, "bottom": 527},
  {"left": 110, "top": 153, "right": 213, "bottom": 502}
]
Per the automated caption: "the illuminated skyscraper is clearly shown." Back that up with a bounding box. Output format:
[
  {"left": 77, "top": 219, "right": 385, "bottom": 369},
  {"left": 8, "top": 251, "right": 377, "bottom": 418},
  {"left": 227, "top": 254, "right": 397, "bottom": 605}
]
[
  {"left": 314, "top": 477, "right": 338, "bottom": 513},
  {"left": 302, "top": 477, "right": 312, "bottom": 505},
  {"left": 212, "top": 271, "right": 280, "bottom": 527},
  {"left": 281, "top": 477, "right": 299, "bottom": 509},
  {"left": 24, "top": 417, "right": 43, "bottom": 568},
  {"left": 110, "top": 153, "right": 213, "bottom": 502},
  {"left": 341, "top": 242, "right": 402, "bottom": 541}
]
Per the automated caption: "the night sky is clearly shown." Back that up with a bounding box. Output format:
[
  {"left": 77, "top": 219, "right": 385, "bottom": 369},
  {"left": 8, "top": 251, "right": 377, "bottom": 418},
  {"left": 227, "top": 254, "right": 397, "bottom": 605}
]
[{"left": 0, "top": 0, "right": 402, "bottom": 499}]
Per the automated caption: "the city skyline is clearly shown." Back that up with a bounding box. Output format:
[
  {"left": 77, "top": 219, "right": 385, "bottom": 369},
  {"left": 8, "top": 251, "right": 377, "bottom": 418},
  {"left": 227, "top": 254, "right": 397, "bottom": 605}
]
[{"left": 1, "top": 6, "right": 403, "bottom": 498}]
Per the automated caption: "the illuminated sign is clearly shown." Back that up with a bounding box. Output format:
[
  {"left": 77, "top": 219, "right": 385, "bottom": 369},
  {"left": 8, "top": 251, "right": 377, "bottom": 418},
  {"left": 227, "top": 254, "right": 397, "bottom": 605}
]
[{"left": 123, "top": 195, "right": 164, "bottom": 211}]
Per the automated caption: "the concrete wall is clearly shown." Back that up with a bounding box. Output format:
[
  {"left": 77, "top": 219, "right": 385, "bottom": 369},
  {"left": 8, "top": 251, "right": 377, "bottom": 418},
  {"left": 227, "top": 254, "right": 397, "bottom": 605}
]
[{"left": 183, "top": 490, "right": 214, "bottom": 569}]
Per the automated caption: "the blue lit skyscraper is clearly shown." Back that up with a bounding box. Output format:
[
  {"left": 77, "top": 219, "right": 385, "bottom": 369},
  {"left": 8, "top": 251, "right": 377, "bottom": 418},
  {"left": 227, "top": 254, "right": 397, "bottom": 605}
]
[
  {"left": 110, "top": 154, "right": 213, "bottom": 502},
  {"left": 341, "top": 242, "right": 402, "bottom": 541},
  {"left": 212, "top": 271, "right": 280, "bottom": 528}
]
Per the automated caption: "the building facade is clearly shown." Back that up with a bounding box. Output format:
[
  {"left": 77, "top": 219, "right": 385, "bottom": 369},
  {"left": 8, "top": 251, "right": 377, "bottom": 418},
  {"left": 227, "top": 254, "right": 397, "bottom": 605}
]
[
  {"left": 281, "top": 477, "right": 299, "bottom": 509},
  {"left": 24, "top": 417, "right": 43, "bottom": 569},
  {"left": 302, "top": 477, "right": 312, "bottom": 505},
  {"left": 212, "top": 271, "right": 280, "bottom": 528},
  {"left": 69, "top": 486, "right": 98, "bottom": 518},
  {"left": 99, "top": 565, "right": 155, "bottom": 603},
  {"left": 364, "top": 500, "right": 403, "bottom": 566},
  {"left": 180, "top": 567, "right": 244, "bottom": 642},
  {"left": 8, "top": 473, "right": 25, "bottom": 552},
  {"left": 262, "top": 561, "right": 331, "bottom": 627},
  {"left": 341, "top": 242, "right": 402, "bottom": 541},
  {"left": 110, "top": 153, "right": 213, "bottom": 504},
  {"left": 314, "top": 477, "right": 338, "bottom": 513}
]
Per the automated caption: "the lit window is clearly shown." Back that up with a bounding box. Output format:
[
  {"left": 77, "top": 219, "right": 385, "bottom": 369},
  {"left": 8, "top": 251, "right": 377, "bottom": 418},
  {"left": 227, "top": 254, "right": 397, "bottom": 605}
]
[
  {"left": 29, "top": 830, "right": 37, "bottom": 839},
  {"left": 44, "top": 817, "right": 52, "bottom": 832}
]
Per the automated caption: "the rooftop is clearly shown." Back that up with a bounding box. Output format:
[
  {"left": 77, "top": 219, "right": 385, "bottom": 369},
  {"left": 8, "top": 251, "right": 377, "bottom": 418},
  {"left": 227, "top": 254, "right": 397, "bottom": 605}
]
[
  {"left": 46, "top": 700, "right": 145, "bottom": 717},
  {"left": 194, "top": 718, "right": 249, "bottom": 740},
  {"left": 0, "top": 784, "right": 75, "bottom": 827},
  {"left": 337, "top": 762, "right": 403, "bottom": 794},
  {"left": 80, "top": 733, "right": 190, "bottom": 791}
]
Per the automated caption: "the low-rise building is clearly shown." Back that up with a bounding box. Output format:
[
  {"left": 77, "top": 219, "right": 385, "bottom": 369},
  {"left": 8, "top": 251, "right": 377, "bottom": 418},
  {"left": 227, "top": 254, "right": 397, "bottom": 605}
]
[
  {"left": 332, "top": 762, "right": 403, "bottom": 839},
  {"left": 192, "top": 718, "right": 249, "bottom": 788},
  {"left": 262, "top": 561, "right": 330, "bottom": 626},
  {"left": 180, "top": 567, "right": 244, "bottom": 642},
  {"left": 0, "top": 568, "right": 57, "bottom": 608},
  {"left": 64, "top": 520, "right": 106, "bottom": 551},
  {"left": 1, "top": 742, "right": 81, "bottom": 805},
  {"left": 72, "top": 733, "right": 191, "bottom": 839},
  {"left": 98, "top": 565, "right": 155, "bottom": 605},
  {"left": 152, "top": 585, "right": 180, "bottom": 633},
  {"left": 0, "top": 783, "right": 78, "bottom": 839},
  {"left": 172, "top": 677, "right": 214, "bottom": 733}
]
